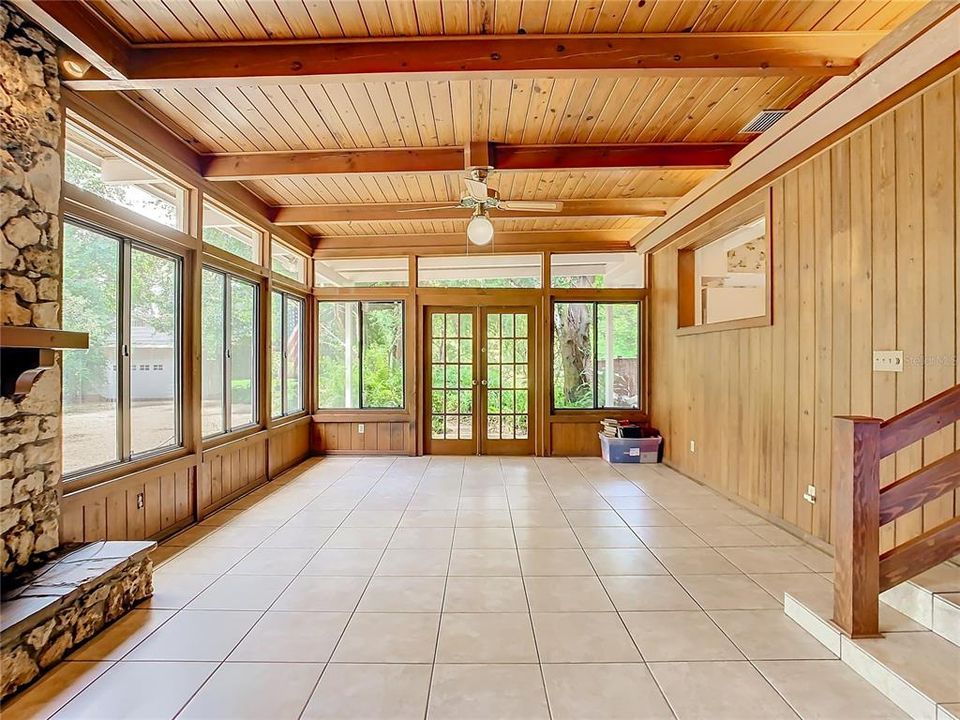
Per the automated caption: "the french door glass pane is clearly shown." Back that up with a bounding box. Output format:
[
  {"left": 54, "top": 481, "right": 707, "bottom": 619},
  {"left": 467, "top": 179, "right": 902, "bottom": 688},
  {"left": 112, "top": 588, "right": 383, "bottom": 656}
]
[
  {"left": 130, "top": 247, "right": 179, "bottom": 454},
  {"left": 229, "top": 278, "right": 257, "bottom": 428},
  {"left": 485, "top": 312, "right": 529, "bottom": 440},
  {"left": 430, "top": 311, "right": 472, "bottom": 440},
  {"left": 270, "top": 291, "right": 283, "bottom": 418},
  {"left": 201, "top": 270, "right": 225, "bottom": 436},
  {"left": 597, "top": 303, "right": 640, "bottom": 409},
  {"left": 361, "top": 301, "right": 403, "bottom": 408},
  {"left": 553, "top": 302, "right": 595, "bottom": 409},
  {"left": 62, "top": 223, "right": 120, "bottom": 475},
  {"left": 318, "top": 301, "right": 360, "bottom": 408},
  {"left": 285, "top": 296, "right": 304, "bottom": 413}
]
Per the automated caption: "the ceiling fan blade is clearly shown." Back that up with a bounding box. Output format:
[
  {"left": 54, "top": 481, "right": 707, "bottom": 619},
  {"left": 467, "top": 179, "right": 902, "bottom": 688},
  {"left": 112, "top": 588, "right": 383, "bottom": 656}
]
[
  {"left": 497, "top": 200, "right": 564, "bottom": 212},
  {"left": 464, "top": 178, "right": 490, "bottom": 201},
  {"left": 396, "top": 205, "right": 462, "bottom": 213}
]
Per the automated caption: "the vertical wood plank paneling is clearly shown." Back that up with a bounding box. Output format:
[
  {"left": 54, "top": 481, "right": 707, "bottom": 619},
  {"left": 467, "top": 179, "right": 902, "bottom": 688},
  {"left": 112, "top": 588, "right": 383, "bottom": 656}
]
[
  {"left": 921, "top": 77, "right": 957, "bottom": 530},
  {"left": 649, "top": 73, "right": 960, "bottom": 546},
  {"left": 894, "top": 98, "right": 925, "bottom": 545}
]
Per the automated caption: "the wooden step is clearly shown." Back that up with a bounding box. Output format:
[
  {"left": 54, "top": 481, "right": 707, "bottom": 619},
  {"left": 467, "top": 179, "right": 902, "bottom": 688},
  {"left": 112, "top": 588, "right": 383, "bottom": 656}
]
[
  {"left": 786, "top": 588, "right": 960, "bottom": 720},
  {"left": 881, "top": 563, "right": 960, "bottom": 646}
]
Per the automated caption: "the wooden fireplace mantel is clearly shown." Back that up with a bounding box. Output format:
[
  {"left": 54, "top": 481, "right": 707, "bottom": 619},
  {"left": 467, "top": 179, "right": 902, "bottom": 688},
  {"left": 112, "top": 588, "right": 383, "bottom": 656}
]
[{"left": 0, "top": 326, "right": 89, "bottom": 399}]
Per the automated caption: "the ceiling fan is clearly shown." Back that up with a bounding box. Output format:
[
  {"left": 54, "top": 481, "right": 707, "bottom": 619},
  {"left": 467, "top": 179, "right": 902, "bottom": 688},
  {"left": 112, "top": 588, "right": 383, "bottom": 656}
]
[{"left": 401, "top": 168, "right": 564, "bottom": 246}]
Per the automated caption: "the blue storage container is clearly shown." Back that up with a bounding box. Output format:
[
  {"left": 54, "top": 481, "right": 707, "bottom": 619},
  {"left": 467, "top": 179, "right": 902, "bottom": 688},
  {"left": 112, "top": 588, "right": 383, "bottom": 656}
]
[{"left": 599, "top": 433, "right": 662, "bottom": 463}]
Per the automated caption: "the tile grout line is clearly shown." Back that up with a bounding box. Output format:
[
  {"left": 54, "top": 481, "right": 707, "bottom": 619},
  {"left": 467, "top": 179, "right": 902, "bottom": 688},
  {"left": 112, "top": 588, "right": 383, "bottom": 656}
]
[
  {"left": 420, "top": 455, "right": 465, "bottom": 720},
  {"left": 167, "top": 456, "right": 395, "bottom": 720}
]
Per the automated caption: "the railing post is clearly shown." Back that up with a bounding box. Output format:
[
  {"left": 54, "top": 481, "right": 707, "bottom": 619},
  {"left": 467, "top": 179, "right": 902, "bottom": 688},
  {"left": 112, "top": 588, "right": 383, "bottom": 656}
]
[{"left": 832, "top": 416, "right": 882, "bottom": 638}]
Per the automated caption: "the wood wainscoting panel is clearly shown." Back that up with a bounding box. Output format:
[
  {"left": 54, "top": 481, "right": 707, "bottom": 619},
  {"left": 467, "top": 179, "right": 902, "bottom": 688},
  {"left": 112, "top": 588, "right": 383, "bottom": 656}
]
[
  {"left": 550, "top": 422, "right": 603, "bottom": 456},
  {"left": 198, "top": 434, "right": 268, "bottom": 517},
  {"left": 269, "top": 418, "right": 312, "bottom": 476},
  {"left": 312, "top": 421, "right": 412, "bottom": 455},
  {"left": 60, "top": 457, "right": 197, "bottom": 544},
  {"left": 649, "top": 71, "right": 959, "bottom": 548}
]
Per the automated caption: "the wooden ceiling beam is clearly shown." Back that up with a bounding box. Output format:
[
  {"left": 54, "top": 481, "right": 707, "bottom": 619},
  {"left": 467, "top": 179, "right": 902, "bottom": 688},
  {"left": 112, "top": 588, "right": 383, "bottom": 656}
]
[
  {"left": 33, "top": 25, "right": 884, "bottom": 90},
  {"left": 313, "top": 230, "right": 635, "bottom": 255},
  {"left": 204, "top": 143, "right": 745, "bottom": 180},
  {"left": 493, "top": 143, "right": 746, "bottom": 171},
  {"left": 273, "top": 199, "right": 675, "bottom": 225},
  {"left": 14, "top": 0, "right": 130, "bottom": 80},
  {"left": 202, "top": 148, "right": 465, "bottom": 180}
]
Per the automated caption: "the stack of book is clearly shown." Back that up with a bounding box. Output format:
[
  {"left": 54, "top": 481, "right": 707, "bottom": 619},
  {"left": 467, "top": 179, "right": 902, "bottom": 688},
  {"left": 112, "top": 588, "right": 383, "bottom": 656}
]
[{"left": 600, "top": 418, "right": 642, "bottom": 438}]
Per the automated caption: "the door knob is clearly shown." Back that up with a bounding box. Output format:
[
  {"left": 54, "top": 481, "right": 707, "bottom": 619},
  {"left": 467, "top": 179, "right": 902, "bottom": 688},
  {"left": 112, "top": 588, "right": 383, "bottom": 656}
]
[{"left": 480, "top": 379, "right": 488, "bottom": 386}]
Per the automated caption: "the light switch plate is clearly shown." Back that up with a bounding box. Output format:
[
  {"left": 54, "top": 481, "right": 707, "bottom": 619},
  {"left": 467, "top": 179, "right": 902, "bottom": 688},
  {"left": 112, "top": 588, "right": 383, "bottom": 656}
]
[
  {"left": 358, "top": 423, "right": 365, "bottom": 434},
  {"left": 803, "top": 484, "right": 817, "bottom": 504},
  {"left": 873, "top": 350, "right": 903, "bottom": 373}
]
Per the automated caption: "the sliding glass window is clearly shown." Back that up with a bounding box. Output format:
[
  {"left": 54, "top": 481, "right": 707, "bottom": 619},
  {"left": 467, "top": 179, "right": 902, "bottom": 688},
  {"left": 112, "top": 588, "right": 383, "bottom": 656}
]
[
  {"left": 201, "top": 268, "right": 259, "bottom": 437},
  {"left": 553, "top": 301, "right": 641, "bottom": 410},
  {"left": 317, "top": 300, "right": 404, "bottom": 409},
  {"left": 62, "top": 221, "right": 183, "bottom": 477},
  {"left": 271, "top": 291, "right": 305, "bottom": 418}
]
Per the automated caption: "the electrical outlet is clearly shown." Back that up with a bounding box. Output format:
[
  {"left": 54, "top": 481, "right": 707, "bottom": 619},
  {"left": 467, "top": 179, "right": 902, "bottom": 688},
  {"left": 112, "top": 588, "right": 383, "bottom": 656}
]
[
  {"left": 358, "top": 423, "right": 365, "bottom": 434},
  {"left": 873, "top": 350, "right": 903, "bottom": 373},
  {"left": 689, "top": 440, "right": 696, "bottom": 453},
  {"left": 136, "top": 492, "right": 144, "bottom": 509},
  {"left": 803, "top": 484, "right": 817, "bottom": 504}
]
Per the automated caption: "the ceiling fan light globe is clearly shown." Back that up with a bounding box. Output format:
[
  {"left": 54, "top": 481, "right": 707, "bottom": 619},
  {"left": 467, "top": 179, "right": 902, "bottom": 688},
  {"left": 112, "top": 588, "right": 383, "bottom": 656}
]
[{"left": 467, "top": 214, "right": 494, "bottom": 246}]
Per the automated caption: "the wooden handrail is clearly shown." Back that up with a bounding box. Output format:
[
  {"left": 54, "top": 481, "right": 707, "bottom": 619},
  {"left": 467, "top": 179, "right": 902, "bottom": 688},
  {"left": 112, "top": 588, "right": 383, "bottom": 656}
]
[
  {"left": 878, "top": 384, "right": 960, "bottom": 458},
  {"left": 832, "top": 382, "right": 960, "bottom": 638}
]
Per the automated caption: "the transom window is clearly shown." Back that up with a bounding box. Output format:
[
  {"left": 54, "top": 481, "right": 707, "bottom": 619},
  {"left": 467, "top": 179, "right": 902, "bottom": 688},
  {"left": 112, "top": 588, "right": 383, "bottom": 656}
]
[
  {"left": 201, "top": 268, "right": 260, "bottom": 436},
  {"left": 271, "top": 238, "right": 307, "bottom": 284},
  {"left": 553, "top": 301, "right": 642, "bottom": 410},
  {"left": 202, "top": 201, "right": 262, "bottom": 264},
  {"left": 271, "top": 291, "right": 305, "bottom": 418},
  {"left": 317, "top": 300, "right": 404, "bottom": 409},
  {"left": 418, "top": 254, "right": 542, "bottom": 288},
  {"left": 550, "top": 252, "right": 645, "bottom": 289},
  {"left": 64, "top": 119, "right": 186, "bottom": 230},
  {"left": 62, "top": 221, "right": 182, "bottom": 477}
]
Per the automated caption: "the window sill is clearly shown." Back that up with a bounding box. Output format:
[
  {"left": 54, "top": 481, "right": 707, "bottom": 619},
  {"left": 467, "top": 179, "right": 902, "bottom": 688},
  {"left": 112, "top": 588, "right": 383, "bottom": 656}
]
[
  {"left": 312, "top": 410, "right": 410, "bottom": 423},
  {"left": 62, "top": 447, "right": 194, "bottom": 495},
  {"left": 676, "top": 315, "right": 770, "bottom": 336},
  {"left": 550, "top": 411, "right": 647, "bottom": 423}
]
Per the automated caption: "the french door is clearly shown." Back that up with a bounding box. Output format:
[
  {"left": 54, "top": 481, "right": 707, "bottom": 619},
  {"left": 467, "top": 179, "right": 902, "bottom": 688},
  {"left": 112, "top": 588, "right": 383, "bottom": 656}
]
[{"left": 424, "top": 306, "right": 534, "bottom": 455}]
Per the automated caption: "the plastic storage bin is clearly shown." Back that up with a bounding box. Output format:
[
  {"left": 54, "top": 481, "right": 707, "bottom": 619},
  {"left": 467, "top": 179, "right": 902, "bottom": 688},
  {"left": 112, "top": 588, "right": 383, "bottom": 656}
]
[{"left": 599, "top": 433, "right": 662, "bottom": 463}]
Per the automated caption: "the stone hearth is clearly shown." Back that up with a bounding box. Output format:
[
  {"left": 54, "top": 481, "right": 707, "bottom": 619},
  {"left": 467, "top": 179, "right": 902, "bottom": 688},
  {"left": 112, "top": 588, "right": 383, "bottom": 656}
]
[{"left": 1, "top": 540, "right": 155, "bottom": 699}]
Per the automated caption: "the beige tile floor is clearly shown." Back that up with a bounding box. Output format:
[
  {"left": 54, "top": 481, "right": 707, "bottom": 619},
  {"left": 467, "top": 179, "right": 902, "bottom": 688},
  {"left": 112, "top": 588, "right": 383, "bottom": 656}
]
[{"left": 5, "top": 456, "right": 910, "bottom": 720}]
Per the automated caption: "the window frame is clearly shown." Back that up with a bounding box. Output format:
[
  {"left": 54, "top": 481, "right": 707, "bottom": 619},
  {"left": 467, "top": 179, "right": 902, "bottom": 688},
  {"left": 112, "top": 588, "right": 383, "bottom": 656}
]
[
  {"left": 271, "top": 289, "right": 307, "bottom": 419},
  {"left": 550, "top": 299, "right": 644, "bottom": 413},
  {"left": 63, "top": 115, "right": 189, "bottom": 233},
  {"left": 315, "top": 299, "right": 406, "bottom": 411},
  {"left": 201, "top": 265, "right": 261, "bottom": 438},
  {"left": 202, "top": 199, "right": 264, "bottom": 265},
  {"left": 62, "top": 217, "right": 185, "bottom": 481},
  {"left": 271, "top": 237, "right": 308, "bottom": 285},
  {"left": 676, "top": 191, "right": 772, "bottom": 336}
]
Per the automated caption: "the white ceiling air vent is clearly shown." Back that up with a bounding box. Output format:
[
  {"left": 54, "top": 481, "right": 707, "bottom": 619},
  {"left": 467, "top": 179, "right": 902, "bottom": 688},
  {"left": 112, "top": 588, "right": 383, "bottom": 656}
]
[{"left": 740, "top": 109, "right": 789, "bottom": 134}]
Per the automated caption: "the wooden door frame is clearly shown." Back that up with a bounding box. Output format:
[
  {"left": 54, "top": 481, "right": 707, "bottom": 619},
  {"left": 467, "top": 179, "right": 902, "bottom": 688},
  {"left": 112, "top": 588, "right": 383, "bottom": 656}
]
[
  {"left": 478, "top": 306, "right": 536, "bottom": 456},
  {"left": 420, "top": 297, "right": 539, "bottom": 456},
  {"left": 422, "top": 305, "right": 479, "bottom": 456}
]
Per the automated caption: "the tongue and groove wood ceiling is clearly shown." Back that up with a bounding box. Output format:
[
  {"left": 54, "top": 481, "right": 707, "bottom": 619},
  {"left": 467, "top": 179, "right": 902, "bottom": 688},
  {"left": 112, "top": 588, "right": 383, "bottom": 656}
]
[{"left": 38, "top": 0, "right": 924, "bottom": 250}]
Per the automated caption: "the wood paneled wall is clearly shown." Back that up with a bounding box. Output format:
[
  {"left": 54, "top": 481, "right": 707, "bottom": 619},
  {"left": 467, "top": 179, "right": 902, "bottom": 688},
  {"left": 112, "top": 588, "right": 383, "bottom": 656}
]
[
  {"left": 60, "top": 457, "right": 196, "bottom": 543},
  {"left": 198, "top": 435, "right": 267, "bottom": 517},
  {"left": 269, "top": 418, "right": 312, "bottom": 475},
  {"left": 649, "top": 72, "right": 959, "bottom": 547},
  {"left": 313, "top": 421, "right": 413, "bottom": 455},
  {"left": 60, "top": 421, "right": 313, "bottom": 543}
]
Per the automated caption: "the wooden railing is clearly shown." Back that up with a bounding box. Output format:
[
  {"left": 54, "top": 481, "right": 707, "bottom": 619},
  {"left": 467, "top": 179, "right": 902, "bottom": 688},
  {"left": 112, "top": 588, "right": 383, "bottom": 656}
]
[{"left": 833, "top": 383, "right": 960, "bottom": 638}]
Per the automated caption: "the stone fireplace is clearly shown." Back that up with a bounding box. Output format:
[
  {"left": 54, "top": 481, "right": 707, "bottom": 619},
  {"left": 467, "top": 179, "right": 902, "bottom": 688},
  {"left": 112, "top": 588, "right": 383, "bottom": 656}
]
[
  {"left": 1, "top": 0, "right": 62, "bottom": 576},
  {"left": 1, "top": 2, "right": 154, "bottom": 699}
]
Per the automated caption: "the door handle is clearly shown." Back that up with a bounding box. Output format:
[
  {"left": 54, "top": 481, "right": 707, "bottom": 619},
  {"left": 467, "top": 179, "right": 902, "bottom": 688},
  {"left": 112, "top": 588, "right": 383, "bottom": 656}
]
[{"left": 480, "top": 379, "right": 488, "bottom": 386}]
